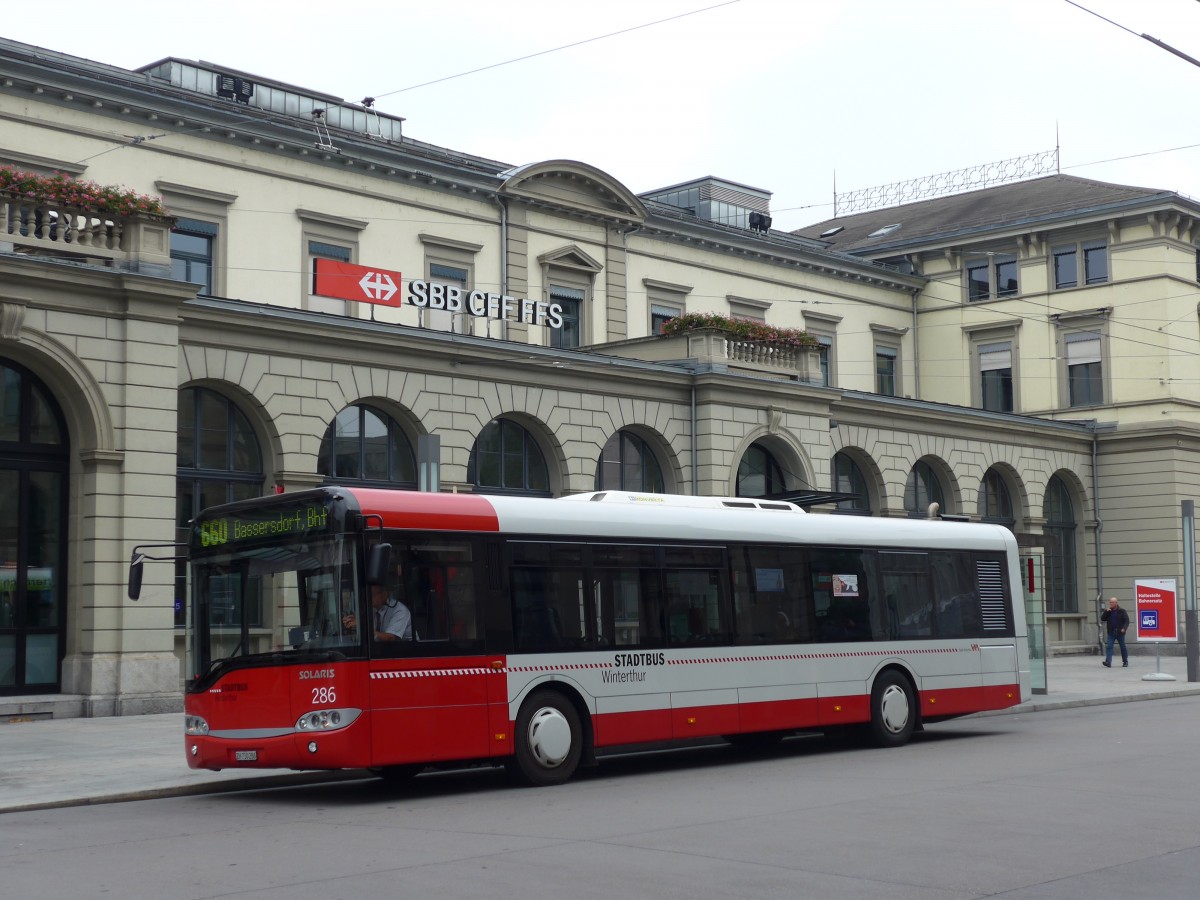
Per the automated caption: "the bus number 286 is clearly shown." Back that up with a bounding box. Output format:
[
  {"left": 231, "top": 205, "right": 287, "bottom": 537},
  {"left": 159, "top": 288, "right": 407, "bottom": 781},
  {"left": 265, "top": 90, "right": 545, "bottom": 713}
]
[{"left": 312, "top": 686, "right": 336, "bottom": 705}]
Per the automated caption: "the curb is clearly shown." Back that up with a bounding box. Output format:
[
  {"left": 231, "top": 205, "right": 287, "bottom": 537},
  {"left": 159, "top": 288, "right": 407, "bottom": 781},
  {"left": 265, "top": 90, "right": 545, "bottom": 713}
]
[
  {"left": 0, "top": 770, "right": 369, "bottom": 816},
  {"left": 976, "top": 684, "right": 1200, "bottom": 717}
]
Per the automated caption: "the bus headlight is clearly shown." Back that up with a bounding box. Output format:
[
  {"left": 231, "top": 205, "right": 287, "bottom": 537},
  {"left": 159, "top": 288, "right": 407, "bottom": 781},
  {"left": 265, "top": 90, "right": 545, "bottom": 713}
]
[
  {"left": 185, "top": 715, "right": 209, "bottom": 736},
  {"left": 295, "top": 708, "right": 360, "bottom": 733}
]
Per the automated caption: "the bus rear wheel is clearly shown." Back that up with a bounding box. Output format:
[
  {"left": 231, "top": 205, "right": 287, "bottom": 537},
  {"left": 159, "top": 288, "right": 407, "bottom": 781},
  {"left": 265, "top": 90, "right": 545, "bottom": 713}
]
[
  {"left": 867, "top": 670, "right": 916, "bottom": 747},
  {"left": 512, "top": 690, "right": 582, "bottom": 787}
]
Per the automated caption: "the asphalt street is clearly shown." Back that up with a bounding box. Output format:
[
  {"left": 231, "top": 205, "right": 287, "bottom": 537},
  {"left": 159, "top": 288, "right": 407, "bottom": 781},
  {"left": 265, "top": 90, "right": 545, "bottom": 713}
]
[{"left": 1, "top": 652, "right": 1197, "bottom": 814}]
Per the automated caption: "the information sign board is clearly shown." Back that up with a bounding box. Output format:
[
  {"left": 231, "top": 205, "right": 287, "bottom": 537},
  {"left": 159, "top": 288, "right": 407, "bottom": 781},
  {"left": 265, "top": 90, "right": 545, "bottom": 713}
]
[{"left": 1134, "top": 577, "right": 1179, "bottom": 642}]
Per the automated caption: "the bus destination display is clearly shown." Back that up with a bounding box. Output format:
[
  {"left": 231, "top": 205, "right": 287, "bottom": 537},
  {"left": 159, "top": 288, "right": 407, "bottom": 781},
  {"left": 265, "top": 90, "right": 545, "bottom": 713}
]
[{"left": 197, "top": 504, "right": 330, "bottom": 548}]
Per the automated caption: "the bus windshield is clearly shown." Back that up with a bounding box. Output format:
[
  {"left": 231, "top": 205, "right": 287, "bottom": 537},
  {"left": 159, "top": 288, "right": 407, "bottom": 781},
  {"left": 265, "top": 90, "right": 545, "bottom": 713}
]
[{"left": 189, "top": 533, "right": 364, "bottom": 678}]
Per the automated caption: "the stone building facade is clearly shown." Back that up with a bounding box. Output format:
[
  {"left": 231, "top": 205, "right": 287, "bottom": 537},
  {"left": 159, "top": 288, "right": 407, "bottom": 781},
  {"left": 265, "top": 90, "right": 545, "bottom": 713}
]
[{"left": 7, "top": 36, "right": 1185, "bottom": 716}]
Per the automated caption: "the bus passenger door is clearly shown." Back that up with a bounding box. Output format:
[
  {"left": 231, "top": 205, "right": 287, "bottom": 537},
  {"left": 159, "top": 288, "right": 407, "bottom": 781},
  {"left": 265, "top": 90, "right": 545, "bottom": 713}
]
[
  {"left": 368, "top": 540, "right": 494, "bottom": 767},
  {"left": 882, "top": 550, "right": 983, "bottom": 718},
  {"left": 591, "top": 552, "right": 672, "bottom": 745}
]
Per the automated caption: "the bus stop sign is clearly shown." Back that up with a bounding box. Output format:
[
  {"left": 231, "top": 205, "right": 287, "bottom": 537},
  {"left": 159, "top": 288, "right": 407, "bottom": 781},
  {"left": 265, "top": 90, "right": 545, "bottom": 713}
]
[{"left": 1134, "top": 577, "right": 1179, "bottom": 642}]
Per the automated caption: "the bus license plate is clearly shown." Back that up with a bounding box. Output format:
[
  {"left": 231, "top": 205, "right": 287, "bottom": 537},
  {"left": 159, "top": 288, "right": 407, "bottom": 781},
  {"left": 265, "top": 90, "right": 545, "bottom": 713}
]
[{"left": 235, "top": 750, "right": 258, "bottom": 761}]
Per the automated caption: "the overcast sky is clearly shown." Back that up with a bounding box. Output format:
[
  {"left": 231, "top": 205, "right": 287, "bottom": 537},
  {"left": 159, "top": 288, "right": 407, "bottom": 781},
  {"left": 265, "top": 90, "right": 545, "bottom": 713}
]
[{"left": 7, "top": 0, "right": 1200, "bottom": 230}]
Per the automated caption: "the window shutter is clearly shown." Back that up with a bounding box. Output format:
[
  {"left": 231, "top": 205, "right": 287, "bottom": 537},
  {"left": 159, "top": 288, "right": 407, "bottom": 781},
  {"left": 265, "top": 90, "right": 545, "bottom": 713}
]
[
  {"left": 1065, "top": 332, "right": 1101, "bottom": 365},
  {"left": 173, "top": 217, "right": 218, "bottom": 236},
  {"left": 308, "top": 240, "right": 351, "bottom": 262},
  {"left": 979, "top": 342, "right": 1011, "bottom": 372},
  {"left": 430, "top": 263, "right": 468, "bottom": 282},
  {"left": 549, "top": 285, "right": 585, "bottom": 302}
]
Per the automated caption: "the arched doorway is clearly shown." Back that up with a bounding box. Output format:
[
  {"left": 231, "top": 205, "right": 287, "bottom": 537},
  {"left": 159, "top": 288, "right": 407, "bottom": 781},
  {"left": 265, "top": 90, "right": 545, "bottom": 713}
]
[
  {"left": 832, "top": 451, "right": 871, "bottom": 514},
  {"left": 596, "top": 429, "right": 665, "bottom": 493},
  {"left": 468, "top": 418, "right": 551, "bottom": 496},
  {"left": 0, "top": 359, "right": 69, "bottom": 694},
  {"left": 979, "top": 468, "right": 1016, "bottom": 530},
  {"left": 905, "top": 459, "right": 946, "bottom": 517},
  {"left": 736, "top": 442, "right": 785, "bottom": 498},
  {"left": 176, "top": 387, "right": 265, "bottom": 629},
  {"left": 318, "top": 403, "right": 417, "bottom": 487},
  {"left": 1043, "top": 475, "right": 1078, "bottom": 614}
]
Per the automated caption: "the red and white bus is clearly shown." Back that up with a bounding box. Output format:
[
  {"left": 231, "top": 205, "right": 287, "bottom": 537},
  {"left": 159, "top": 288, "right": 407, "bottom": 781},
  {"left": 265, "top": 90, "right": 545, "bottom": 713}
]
[{"left": 134, "top": 487, "right": 1029, "bottom": 786}]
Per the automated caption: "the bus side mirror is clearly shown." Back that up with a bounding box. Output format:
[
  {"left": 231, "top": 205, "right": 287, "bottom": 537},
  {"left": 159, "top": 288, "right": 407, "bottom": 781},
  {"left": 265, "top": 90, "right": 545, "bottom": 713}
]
[
  {"left": 128, "top": 551, "right": 144, "bottom": 601},
  {"left": 126, "top": 542, "right": 186, "bottom": 601},
  {"left": 367, "top": 543, "right": 393, "bottom": 586}
]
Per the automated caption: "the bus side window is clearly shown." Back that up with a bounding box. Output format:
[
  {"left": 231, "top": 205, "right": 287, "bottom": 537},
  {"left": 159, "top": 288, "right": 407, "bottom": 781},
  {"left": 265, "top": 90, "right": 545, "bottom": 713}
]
[
  {"left": 373, "top": 540, "right": 481, "bottom": 656},
  {"left": 811, "top": 549, "right": 876, "bottom": 642},
  {"left": 512, "top": 570, "right": 564, "bottom": 650},
  {"left": 510, "top": 542, "right": 585, "bottom": 653},
  {"left": 880, "top": 551, "right": 933, "bottom": 639},
  {"left": 664, "top": 545, "right": 729, "bottom": 645},
  {"left": 593, "top": 544, "right": 662, "bottom": 649},
  {"left": 931, "top": 550, "right": 982, "bottom": 637},
  {"left": 731, "top": 546, "right": 813, "bottom": 645}
]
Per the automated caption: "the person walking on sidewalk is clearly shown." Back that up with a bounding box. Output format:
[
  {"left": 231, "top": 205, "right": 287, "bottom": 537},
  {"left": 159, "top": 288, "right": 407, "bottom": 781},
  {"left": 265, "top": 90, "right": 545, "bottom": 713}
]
[{"left": 1101, "top": 596, "right": 1129, "bottom": 668}]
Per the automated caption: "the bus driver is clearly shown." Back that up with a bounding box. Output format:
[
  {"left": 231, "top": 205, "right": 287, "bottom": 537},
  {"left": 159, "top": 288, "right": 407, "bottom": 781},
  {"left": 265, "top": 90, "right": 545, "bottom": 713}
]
[{"left": 343, "top": 583, "right": 413, "bottom": 641}]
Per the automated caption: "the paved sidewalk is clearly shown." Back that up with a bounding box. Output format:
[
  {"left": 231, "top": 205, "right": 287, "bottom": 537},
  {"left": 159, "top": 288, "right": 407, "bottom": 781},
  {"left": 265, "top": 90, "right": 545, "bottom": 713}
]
[{"left": 2, "top": 652, "right": 1198, "bottom": 814}]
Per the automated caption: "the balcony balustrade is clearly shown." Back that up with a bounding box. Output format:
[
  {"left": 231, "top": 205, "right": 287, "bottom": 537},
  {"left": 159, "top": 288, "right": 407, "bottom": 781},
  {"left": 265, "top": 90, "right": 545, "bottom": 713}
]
[
  {"left": 597, "top": 328, "right": 823, "bottom": 383},
  {"left": 1, "top": 191, "right": 173, "bottom": 277}
]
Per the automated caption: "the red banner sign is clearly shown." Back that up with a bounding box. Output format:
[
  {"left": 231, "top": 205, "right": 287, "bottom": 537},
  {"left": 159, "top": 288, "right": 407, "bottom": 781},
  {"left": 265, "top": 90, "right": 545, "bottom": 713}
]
[{"left": 312, "top": 259, "right": 403, "bottom": 307}]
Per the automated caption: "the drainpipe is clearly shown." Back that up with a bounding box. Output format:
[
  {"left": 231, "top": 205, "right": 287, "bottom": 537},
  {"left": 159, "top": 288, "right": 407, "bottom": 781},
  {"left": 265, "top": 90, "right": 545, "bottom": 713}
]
[
  {"left": 910, "top": 284, "right": 921, "bottom": 399},
  {"left": 1090, "top": 421, "right": 1104, "bottom": 653},
  {"left": 491, "top": 194, "right": 509, "bottom": 340},
  {"left": 690, "top": 384, "right": 698, "bottom": 496}
]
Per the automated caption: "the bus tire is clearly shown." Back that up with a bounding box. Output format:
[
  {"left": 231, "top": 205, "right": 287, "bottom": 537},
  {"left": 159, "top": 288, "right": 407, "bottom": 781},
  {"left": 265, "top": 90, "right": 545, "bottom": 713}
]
[
  {"left": 512, "top": 690, "right": 582, "bottom": 787},
  {"left": 867, "top": 669, "right": 916, "bottom": 747}
]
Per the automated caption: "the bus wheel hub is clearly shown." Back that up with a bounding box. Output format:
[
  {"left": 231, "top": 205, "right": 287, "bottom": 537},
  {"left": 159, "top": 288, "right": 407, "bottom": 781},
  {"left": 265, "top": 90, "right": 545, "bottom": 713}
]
[{"left": 527, "top": 707, "right": 571, "bottom": 766}]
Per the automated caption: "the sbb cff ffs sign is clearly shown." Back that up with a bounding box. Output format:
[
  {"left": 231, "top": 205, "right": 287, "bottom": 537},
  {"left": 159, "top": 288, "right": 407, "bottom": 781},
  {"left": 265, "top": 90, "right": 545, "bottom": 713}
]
[
  {"left": 312, "top": 259, "right": 402, "bottom": 306},
  {"left": 1134, "top": 577, "right": 1179, "bottom": 642}
]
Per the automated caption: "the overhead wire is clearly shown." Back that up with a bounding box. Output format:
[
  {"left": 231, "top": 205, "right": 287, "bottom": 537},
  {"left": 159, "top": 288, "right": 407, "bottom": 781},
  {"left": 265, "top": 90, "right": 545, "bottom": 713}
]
[{"left": 363, "top": 1, "right": 742, "bottom": 102}]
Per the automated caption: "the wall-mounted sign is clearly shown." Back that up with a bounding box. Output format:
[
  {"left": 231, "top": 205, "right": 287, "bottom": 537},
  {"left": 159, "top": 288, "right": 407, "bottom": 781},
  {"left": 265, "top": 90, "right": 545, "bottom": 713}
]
[
  {"left": 312, "top": 259, "right": 403, "bottom": 306},
  {"left": 407, "top": 280, "right": 564, "bottom": 328},
  {"left": 1134, "top": 577, "right": 1179, "bottom": 642},
  {"left": 312, "top": 259, "right": 566, "bottom": 329}
]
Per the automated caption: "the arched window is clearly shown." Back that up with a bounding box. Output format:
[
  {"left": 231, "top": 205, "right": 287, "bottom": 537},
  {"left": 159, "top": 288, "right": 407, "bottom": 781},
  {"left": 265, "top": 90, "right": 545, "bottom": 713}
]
[
  {"left": 177, "top": 387, "right": 264, "bottom": 626},
  {"left": 0, "top": 359, "right": 68, "bottom": 694},
  {"left": 979, "top": 468, "right": 1015, "bottom": 530},
  {"left": 737, "top": 443, "right": 785, "bottom": 498},
  {"left": 1044, "top": 475, "right": 1078, "bottom": 613},
  {"left": 832, "top": 452, "right": 870, "bottom": 514},
  {"left": 596, "top": 430, "right": 665, "bottom": 493},
  {"left": 468, "top": 419, "right": 550, "bottom": 495},
  {"left": 318, "top": 404, "right": 415, "bottom": 487},
  {"left": 905, "top": 460, "right": 945, "bottom": 517}
]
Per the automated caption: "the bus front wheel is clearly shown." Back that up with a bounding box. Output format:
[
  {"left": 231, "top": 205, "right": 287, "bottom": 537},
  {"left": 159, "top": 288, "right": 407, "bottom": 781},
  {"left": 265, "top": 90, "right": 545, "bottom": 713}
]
[
  {"left": 512, "top": 690, "right": 582, "bottom": 787},
  {"left": 868, "top": 670, "right": 916, "bottom": 747}
]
